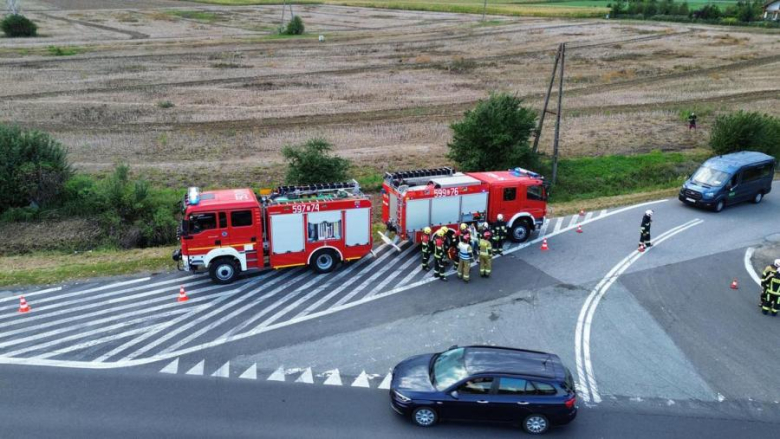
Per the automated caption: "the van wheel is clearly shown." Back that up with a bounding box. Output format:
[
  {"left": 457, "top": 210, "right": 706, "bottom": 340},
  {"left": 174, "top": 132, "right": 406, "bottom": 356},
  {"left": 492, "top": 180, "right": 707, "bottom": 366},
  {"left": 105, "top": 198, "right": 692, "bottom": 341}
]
[
  {"left": 752, "top": 192, "right": 764, "bottom": 204},
  {"left": 209, "top": 257, "right": 239, "bottom": 284},
  {"left": 713, "top": 200, "right": 725, "bottom": 213},
  {"left": 312, "top": 249, "right": 339, "bottom": 274},
  {"left": 510, "top": 220, "right": 531, "bottom": 243}
]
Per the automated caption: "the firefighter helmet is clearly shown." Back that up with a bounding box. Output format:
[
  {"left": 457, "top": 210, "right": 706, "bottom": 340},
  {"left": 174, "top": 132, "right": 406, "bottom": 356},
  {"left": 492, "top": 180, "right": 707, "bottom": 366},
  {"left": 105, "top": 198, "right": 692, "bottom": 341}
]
[
  {"left": 481, "top": 222, "right": 489, "bottom": 231},
  {"left": 460, "top": 223, "right": 467, "bottom": 231},
  {"left": 497, "top": 214, "right": 504, "bottom": 221},
  {"left": 436, "top": 228, "right": 446, "bottom": 237},
  {"left": 775, "top": 259, "right": 780, "bottom": 268},
  {"left": 423, "top": 226, "right": 431, "bottom": 234},
  {"left": 483, "top": 231, "right": 492, "bottom": 239},
  {"left": 441, "top": 226, "right": 449, "bottom": 234},
  {"left": 645, "top": 209, "right": 654, "bottom": 216}
]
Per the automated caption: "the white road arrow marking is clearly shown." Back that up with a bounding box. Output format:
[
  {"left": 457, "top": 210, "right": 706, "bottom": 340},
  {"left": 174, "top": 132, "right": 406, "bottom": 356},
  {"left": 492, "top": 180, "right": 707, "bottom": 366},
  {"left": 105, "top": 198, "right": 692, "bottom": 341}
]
[
  {"left": 378, "top": 372, "right": 392, "bottom": 390},
  {"left": 351, "top": 370, "right": 370, "bottom": 388},
  {"left": 267, "top": 366, "right": 285, "bottom": 382},
  {"left": 295, "top": 367, "right": 314, "bottom": 384},
  {"left": 212, "top": 361, "right": 230, "bottom": 378},
  {"left": 186, "top": 360, "right": 205, "bottom": 376},
  {"left": 159, "top": 358, "right": 179, "bottom": 374},
  {"left": 322, "top": 369, "right": 342, "bottom": 386},
  {"left": 239, "top": 364, "right": 257, "bottom": 380}
]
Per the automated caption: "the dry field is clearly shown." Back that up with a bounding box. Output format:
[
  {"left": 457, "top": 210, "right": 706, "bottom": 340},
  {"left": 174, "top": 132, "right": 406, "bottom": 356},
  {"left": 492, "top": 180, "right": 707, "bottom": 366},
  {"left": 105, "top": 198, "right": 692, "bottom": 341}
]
[{"left": 2, "top": 1, "right": 779, "bottom": 188}]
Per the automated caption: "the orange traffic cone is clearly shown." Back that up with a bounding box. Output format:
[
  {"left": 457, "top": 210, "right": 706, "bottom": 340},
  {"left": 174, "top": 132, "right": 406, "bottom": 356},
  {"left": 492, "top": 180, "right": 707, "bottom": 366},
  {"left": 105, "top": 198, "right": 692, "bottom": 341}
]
[
  {"left": 579, "top": 209, "right": 585, "bottom": 216},
  {"left": 577, "top": 224, "right": 583, "bottom": 234},
  {"left": 177, "top": 285, "right": 189, "bottom": 302},
  {"left": 638, "top": 243, "right": 645, "bottom": 253},
  {"left": 18, "top": 296, "right": 30, "bottom": 313},
  {"left": 730, "top": 279, "right": 738, "bottom": 290},
  {"left": 540, "top": 238, "right": 549, "bottom": 251}
]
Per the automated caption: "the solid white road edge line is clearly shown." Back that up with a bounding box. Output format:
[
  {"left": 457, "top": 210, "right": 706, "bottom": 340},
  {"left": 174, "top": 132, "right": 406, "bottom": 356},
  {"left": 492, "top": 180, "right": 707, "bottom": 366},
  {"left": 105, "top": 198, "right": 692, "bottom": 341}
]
[
  {"left": 0, "top": 200, "right": 668, "bottom": 370},
  {"left": 576, "top": 219, "right": 703, "bottom": 404},
  {"left": 744, "top": 247, "right": 761, "bottom": 286}
]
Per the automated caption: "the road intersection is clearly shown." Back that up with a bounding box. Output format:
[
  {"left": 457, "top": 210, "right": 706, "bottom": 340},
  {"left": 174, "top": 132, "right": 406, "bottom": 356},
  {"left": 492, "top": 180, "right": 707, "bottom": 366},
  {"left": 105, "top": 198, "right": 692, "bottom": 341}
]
[{"left": 1, "top": 183, "right": 779, "bottom": 436}]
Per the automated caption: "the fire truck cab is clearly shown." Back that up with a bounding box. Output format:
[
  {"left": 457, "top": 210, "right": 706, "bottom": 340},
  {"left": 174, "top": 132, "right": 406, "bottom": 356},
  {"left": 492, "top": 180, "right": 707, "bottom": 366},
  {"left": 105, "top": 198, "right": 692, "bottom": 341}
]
[
  {"left": 381, "top": 167, "right": 547, "bottom": 244},
  {"left": 174, "top": 182, "right": 373, "bottom": 284}
]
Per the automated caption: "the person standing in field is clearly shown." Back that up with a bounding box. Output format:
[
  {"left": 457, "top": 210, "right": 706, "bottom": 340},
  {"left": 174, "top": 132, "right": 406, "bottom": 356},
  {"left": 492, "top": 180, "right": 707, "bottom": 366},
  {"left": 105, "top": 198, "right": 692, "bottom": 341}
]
[{"left": 688, "top": 112, "right": 697, "bottom": 130}]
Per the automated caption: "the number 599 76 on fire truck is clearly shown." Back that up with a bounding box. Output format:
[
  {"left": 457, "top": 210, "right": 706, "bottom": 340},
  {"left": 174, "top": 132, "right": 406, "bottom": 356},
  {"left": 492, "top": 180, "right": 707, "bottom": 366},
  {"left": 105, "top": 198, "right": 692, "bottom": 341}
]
[{"left": 172, "top": 181, "right": 374, "bottom": 284}]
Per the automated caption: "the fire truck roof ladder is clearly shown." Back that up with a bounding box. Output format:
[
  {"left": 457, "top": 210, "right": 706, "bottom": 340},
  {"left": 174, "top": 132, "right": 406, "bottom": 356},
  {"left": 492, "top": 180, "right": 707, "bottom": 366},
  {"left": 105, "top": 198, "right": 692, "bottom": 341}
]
[
  {"left": 274, "top": 179, "right": 362, "bottom": 198},
  {"left": 384, "top": 167, "right": 454, "bottom": 187}
]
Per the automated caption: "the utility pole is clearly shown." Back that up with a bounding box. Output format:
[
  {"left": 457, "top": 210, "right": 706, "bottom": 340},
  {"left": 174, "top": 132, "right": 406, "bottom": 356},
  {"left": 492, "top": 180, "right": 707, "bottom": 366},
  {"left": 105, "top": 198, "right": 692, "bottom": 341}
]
[
  {"left": 551, "top": 43, "right": 565, "bottom": 185},
  {"left": 531, "top": 44, "right": 562, "bottom": 154},
  {"left": 280, "top": 0, "right": 294, "bottom": 30},
  {"left": 482, "top": 0, "right": 487, "bottom": 21},
  {"left": 7, "top": 0, "right": 21, "bottom": 14}
]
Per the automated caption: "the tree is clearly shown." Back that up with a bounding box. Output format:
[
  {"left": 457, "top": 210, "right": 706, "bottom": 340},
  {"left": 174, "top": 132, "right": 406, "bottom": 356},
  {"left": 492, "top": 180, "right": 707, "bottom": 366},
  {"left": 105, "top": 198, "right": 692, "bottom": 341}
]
[
  {"left": 1, "top": 12, "right": 36, "bottom": 37},
  {"left": 282, "top": 138, "right": 351, "bottom": 185},
  {"left": 0, "top": 124, "right": 72, "bottom": 213},
  {"left": 710, "top": 111, "right": 780, "bottom": 157},
  {"left": 284, "top": 15, "right": 304, "bottom": 35},
  {"left": 447, "top": 93, "right": 538, "bottom": 172}
]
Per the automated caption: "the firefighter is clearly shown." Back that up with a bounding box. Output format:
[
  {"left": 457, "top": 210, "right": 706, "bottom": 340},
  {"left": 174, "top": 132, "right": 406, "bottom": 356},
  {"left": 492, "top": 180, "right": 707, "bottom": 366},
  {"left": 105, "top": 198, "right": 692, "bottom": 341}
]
[
  {"left": 420, "top": 226, "right": 432, "bottom": 271},
  {"left": 433, "top": 236, "right": 447, "bottom": 281},
  {"left": 479, "top": 231, "right": 493, "bottom": 278},
  {"left": 468, "top": 223, "right": 479, "bottom": 257},
  {"left": 491, "top": 214, "right": 507, "bottom": 255},
  {"left": 761, "top": 259, "right": 780, "bottom": 312},
  {"left": 639, "top": 209, "right": 653, "bottom": 250},
  {"left": 688, "top": 112, "right": 697, "bottom": 130},
  {"left": 762, "top": 270, "right": 780, "bottom": 316},
  {"left": 457, "top": 235, "right": 472, "bottom": 283}
]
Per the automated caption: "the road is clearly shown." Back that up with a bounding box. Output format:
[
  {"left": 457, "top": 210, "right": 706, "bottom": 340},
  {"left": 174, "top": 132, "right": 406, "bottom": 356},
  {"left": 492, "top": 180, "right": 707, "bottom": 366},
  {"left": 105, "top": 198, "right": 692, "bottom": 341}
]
[
  {"left": 0, "top": 365, "right": 775, "bottom": 439},
  {"left": 1, "top": 182, "right": 779, "bottom": 437}
]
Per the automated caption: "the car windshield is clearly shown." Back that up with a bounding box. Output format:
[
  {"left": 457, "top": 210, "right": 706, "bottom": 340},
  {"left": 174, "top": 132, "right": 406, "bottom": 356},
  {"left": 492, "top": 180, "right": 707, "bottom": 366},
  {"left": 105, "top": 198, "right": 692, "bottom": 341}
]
[
  {"left": 692, "top": 166, "right": 729, "bottom": 187},
  {"left": 432, "top": 348, "right": 468, "bottom": 391}
]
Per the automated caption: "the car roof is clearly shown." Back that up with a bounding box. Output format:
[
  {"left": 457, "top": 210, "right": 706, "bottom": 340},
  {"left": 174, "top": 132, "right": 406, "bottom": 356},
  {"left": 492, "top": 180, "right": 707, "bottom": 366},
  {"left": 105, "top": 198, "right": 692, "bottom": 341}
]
[
  {"left": 463, "top": 346, "right": 562, "bottom": 380},
  {"left": 704, "top": 151, "right": 775, "bottom": 174}
]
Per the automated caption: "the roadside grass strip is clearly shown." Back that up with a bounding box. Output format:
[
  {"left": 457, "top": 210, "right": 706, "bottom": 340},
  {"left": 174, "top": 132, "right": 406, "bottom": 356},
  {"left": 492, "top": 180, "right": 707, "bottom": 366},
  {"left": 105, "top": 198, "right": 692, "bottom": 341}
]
[{"left": 574, "top": 218, "right": 704, "bottom": 404}]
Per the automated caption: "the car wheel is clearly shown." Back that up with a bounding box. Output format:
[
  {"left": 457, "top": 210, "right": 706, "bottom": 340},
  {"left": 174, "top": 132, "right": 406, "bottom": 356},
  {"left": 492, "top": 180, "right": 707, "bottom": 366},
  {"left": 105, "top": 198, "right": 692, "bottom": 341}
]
[
  {"left": 411, "top": 407, "right": 437, "bottom": 427},
  {"left": 209, "top": 258, "right": 239, "bottom": 284},
  {"left": 752, "top": 192, "right": 764, "bottom": 204},
  {"left": 523, "top": 414, "right": 549, "bottom": 435},
  {"left": 311, "top": 249, "right": 339, "bottom": 274},
  {"left": 713, "top": 200, "right": 724, "bottom": 213},
  {"left": 510, "top": 220, "right": 531, "bottom": 243}
]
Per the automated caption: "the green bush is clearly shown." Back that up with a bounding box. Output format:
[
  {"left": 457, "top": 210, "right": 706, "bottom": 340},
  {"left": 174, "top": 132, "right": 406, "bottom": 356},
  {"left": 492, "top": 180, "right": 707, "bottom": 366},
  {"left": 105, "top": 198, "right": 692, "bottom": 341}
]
[
  {"left": 0, "top": 124, "right": 72, "bottom": 213},
  {"left": 284, "top": 15, "right": 305, "bottom": 35},
  {"left": 1, "top": 14, "right": 37, "bottom": 38},
  {"left": 447, "top": 92, "right": 538, "bottom": 172},
  {"left": 282, "top": 138, "right": 351, "bottom": 185},
  {"left": 710, "top": 111, "right": 780, "bottom": 158}
]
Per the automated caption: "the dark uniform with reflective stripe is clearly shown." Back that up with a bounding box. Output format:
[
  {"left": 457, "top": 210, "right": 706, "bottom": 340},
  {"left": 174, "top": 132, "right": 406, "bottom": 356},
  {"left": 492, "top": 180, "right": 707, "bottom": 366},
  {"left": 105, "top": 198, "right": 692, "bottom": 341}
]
[
  {"left": 420, "top": 233, "right": 431, "bottom": 271},
  {"left": 433, "top": 238, "right": 446, "bottom": 281},
  {"left": 491, "top": 220, "right": 507, "bottom": 255},
  {"left": 639, "top": 214, "right": 652, "bottom": 247},
  {"left": 761, "top": 270, "right": 780, "bottom": 316},
  {"left": 760, "top": 265, "right": 777, "bottom": 308}
]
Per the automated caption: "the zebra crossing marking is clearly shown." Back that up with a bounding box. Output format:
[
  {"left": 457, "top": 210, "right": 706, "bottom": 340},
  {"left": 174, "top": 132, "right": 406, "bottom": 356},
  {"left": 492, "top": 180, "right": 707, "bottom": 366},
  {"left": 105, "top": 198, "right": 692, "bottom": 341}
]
[
  {"left": 160, "top": 358, "right": 179, "bottom": 374},
  {"left": 268, "top": 366, "right": 286, "bottom": 382},
  {"left": 239, "top": 363, "right": 257, "bottom": 380},
  {"left": 584, "top": 212, "right": 593, "bottom": 222},
  {"left": 567, "top": 215, "right": 579, "bottom": 229},
  {"left": 187, "top": 360, "right": 205, "bottom": 375},
  {"left": 552, "top": 217, "right": 564, "bottom": 234},
  {"left": 212, "top": 361, "right": 230, "bottom": 378}
]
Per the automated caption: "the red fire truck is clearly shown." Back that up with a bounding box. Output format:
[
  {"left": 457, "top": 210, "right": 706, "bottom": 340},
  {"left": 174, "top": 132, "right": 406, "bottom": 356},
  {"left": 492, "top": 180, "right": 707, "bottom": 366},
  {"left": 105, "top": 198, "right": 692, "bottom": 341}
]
[
  {"left": 173, "top": 181, "right": 373, "bottom": 284},
  {"left": 381, "top": 167, "right": 548, "bottom": 244}
]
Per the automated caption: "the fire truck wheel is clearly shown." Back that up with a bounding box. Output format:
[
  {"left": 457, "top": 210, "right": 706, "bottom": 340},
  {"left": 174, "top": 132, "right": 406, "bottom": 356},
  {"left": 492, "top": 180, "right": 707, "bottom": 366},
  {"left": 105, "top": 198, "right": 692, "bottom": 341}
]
[
  {"left": 209, "top": 257, "right": 239, "bottom": 284},
  {"left": 509, "top": 220, "right": 531, "bottom": 243},
  {"left": 311, "top": 249, "right": 340, "bottom": 274}
]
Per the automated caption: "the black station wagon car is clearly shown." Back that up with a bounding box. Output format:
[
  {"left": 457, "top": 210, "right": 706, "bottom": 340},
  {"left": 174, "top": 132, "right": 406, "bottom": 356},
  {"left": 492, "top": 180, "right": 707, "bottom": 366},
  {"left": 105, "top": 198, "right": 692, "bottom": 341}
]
[{"left": 390, "top": 345, "right": 577, "bottom": 435}]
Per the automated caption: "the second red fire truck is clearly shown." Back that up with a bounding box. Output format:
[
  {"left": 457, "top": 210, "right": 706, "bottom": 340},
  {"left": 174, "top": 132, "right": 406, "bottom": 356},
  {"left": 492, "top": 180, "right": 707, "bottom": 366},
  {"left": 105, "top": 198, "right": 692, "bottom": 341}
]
[
  {"left": 381, "top": 167, "right": 548, "bottom": 244},
  {"left": 173, "top": 181, "right": 373, "bottom": 284}
]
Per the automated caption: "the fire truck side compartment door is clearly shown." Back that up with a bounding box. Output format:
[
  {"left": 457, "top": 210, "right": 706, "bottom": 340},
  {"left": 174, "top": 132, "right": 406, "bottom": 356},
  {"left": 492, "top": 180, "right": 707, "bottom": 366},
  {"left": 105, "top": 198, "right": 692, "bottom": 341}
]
[
  {"left": 405, "top": 199, "right": 431, "bottom": 234},
  {"left": 270, "top": 213, "right": 305, "bottom": 254},
  {"left": 460, "top": 192, "right": 488, "bottom": 221},
  {"left": 345, "top": 208, "right": 370, "bottom": 246},
  {"left": 431, "top": 196, "right": 460, "bottom": 226}
]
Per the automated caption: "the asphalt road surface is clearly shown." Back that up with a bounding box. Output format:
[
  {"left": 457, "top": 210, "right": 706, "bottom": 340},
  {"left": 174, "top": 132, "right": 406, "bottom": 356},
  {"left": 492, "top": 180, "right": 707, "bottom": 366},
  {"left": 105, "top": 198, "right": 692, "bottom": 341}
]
[
  {"left": 0, "top": 365, "right": 775, "bottom": 439},
  {"left": 2, "top": 182, "right": 779, "bottom": 437}
]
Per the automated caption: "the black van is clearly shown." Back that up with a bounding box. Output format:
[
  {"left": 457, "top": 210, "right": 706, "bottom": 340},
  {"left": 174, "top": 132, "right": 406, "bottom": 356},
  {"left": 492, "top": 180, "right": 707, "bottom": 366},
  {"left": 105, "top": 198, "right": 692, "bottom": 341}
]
[{"left": 679, "top": 151, "right": 775, "bottom": 212}]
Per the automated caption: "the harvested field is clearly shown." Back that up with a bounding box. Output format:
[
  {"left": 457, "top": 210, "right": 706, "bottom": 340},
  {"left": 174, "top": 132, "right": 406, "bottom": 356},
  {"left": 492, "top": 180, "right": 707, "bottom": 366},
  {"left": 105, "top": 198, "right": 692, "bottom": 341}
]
[{"left": 2, "top": 2, "right": 779, "bottom": 188}]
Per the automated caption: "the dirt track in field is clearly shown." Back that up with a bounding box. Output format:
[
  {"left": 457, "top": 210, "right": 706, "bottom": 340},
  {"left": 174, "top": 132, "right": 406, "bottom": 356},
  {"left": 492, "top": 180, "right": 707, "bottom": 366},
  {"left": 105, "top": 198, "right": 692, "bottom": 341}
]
[{"left": 1, "top": 3, "right": 779, "bottom": 187}]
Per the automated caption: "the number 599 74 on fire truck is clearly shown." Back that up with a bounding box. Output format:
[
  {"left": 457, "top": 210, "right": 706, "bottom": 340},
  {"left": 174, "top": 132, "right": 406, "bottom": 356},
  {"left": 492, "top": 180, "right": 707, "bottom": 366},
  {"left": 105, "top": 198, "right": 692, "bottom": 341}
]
[{"left": 172, "top": 181, "right": 373, "bottom": 284}]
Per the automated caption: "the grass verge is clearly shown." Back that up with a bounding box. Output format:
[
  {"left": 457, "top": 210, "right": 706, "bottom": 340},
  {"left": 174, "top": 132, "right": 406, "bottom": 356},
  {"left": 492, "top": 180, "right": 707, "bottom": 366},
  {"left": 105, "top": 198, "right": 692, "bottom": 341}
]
[{"left": 0, "top": 246, "right": 176, "bottom": 288}]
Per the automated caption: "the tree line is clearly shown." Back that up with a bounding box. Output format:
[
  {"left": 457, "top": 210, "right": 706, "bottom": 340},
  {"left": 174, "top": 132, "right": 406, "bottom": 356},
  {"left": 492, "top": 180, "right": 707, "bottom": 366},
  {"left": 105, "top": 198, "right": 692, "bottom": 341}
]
[{"left": 609, "top": 0, "right": 774, "bottom": 25}]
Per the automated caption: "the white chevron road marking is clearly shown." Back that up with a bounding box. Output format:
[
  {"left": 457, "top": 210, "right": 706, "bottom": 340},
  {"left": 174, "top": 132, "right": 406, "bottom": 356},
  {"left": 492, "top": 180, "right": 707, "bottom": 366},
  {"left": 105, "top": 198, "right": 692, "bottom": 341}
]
[
  {"left": 267, "top": 366, "right": 285, "bottom": 382},
  {"left": 159, "top": 358, "right": 179, "bottom": 374},
  {"left": 378, "top": 372, "right": 392, "bottom": 390},
  {"left": 295, "top": 367, "right": 314, "bottom": 384},
  {"left": 322, "top": 369, "right": 342, "bottom": 386},
  {"left": 187, "top": 360, "right": 205, "bottom": 376},
  {"left": 239, "top": 364, "right": 257, "bottom": 380},
  {"left": 212, "top": 361, "right": 230, "bottom": 378}
]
